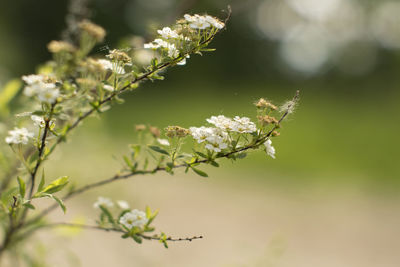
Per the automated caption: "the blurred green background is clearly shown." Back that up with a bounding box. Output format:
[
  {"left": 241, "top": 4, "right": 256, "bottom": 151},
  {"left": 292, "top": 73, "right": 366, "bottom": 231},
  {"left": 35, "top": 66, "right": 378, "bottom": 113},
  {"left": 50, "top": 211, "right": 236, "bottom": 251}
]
[{"left": 1, "top": 0, "right": 400, "bottom": 266}]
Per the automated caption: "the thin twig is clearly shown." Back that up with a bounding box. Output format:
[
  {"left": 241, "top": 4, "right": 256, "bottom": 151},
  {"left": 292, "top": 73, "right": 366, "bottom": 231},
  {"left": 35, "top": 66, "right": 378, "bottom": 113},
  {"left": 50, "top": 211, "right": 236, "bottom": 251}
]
[{"left": 41, "top": 223, "right": 203, "bottom": 242}]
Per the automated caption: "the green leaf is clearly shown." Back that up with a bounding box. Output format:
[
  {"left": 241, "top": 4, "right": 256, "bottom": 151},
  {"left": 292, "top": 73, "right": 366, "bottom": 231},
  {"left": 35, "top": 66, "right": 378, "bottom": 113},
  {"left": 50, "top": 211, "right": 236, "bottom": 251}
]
[
  {"left": 38, "top": 171, "right": 46, "bottom": 192},
  {"left": 50, "top": 195, "right": 67, "bottom": 213},
  {"left": 148, "top": 146, "right": 169, "bottom": 156},
  {"left": 23, "top": 202, "right": 35, "bottom": 210},
  {"left": 121, "top": 233, "right": 130, "bottom": 239},
  {"left": 17, "top": 176, "right": 26, "bottom": 198},
  {"left": 209, "top": 161, "right": 219, "bottom": 167},
  {"left": 100, "top": 205, "right": 115, "bottom": 225},
  {"left": 123, "top": 155, "right": 133, "bottom": 169},
  {"left": 130, "top": 144, "right": 141, "bottom": 160},
  {"left": 194, "top": 151, "right": 207, "bottom": 158},
  {"left": 0, "top": 79, "right": 22, "bottom": 116},
  {"left": 191, "top": 167, "right": 208, "bottom": 178},
  {"left": 39, "top": 176, "right": 69, "bottom": 195},
  {"left": 132, "top": 234, "right": 143, "bottom": 244},
  {"left": 236, "top": 153, "right": 247, "bottom": 159}
]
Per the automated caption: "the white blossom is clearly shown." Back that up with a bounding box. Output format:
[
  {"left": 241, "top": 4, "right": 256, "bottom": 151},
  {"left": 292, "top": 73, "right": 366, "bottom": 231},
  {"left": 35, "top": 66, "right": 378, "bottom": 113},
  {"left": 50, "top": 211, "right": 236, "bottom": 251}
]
[
  {"left": 93, "top": 197, "right": 114, "bottom": 209},
  {"left": 117, "top": 200, "right": 130, "bottom": 210},
  {"left": 204, "top": 135, "right": 228, "bottom": 152},
  {"left": 103, "top": 84, "right": 114, "bottom": 92},
  {"left": 184, "top": 14, "right": 211, "bottom": 30},
  {"left": 177, "top": 55, "right": 190, "bottom": 66},
  {"left": 167, "top": 43, "right": 179, "bottom": 58},
  {"left": 5, "top": 127, "right": 34, "bottom": 145},
  {"left": 264, "top": 139, "right": 276, "bottom": 159},
  {"left": 205, "top": 15, "right": 225, "bottom": 29},
  {"left": 144, "top": 38, "right": 168, "bottom": 49},
  {"left": 98, "top": 59, "right": 125, "bottom": 74},
  {"left": 206, "top": 115, "right": 235, "bottom": 131},
  {"left": 157, "top": 138, "right": 170, "bottom": 146},
  {"left": 119, "top": 209, "right": 148, "bottom": 229},
  {"left": 22, "top": 74, "right": 59, "bottom": 103},
  {"left": 190, "top": 126, "right": 215, "bottom": 143},
  {"left": 98, "top": 59, "right": 113, "bottom": 70},
  {"left": 31, "top": 115, "right": 55, "bottom": 128},
  {"left": 232, "top": 116, "right": 257, "bottom": 133},
  {"left": 22, "top": 74, "right": 46, "bottom": 85},
  {"left": 36, "top": 84, "right": 60, "bottom": 104},
  {"left": 157, "top": 27, "right": 179, "bottom": 39}
]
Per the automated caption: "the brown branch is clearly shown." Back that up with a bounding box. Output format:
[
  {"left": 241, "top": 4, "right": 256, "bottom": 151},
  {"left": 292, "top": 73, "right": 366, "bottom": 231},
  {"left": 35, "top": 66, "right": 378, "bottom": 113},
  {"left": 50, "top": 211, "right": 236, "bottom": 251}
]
[{"left": 40, "top": 223, "right": 203, "bottom": 242}]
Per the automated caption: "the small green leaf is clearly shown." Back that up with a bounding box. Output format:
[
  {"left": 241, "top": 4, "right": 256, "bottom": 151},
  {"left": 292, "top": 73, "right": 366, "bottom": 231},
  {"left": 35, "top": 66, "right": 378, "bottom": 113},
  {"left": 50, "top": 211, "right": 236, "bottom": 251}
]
[
  {"left": 23, "top": 202, "right": 35, "bottom": 210},
  {"left": 38, "top": 171, "right": 46, "bottom": 192},
  {"left": 191, "top": 167, "right": 208, "bottom": 177},
  {"left": 194, "top": 151, "right": 207, "bottom": 158},
  {"left": 17, "top": 176, "right": 26, "bottom": 198},
  {"left": 121, "top": 233, "right": 130, "bottom": 239},
  {"left": 100, "top": 205, "right": 115, "bottom": 225},
  {"left": 132, "top": 234, "right": 143, "bottom": 244},
  {"left": 236, "top": 153, "right": 247, "bottom": 159},
  {"left": 39, "top": 176, "right": 69, "bottom": 195},
  {"left": 50, "top": 195, "right": 67, "bottom": 213},
  {"left": 148, "top": 146, "right": 169, "bottom": 156},
  {"left": 209, "top": 161, "right": 219, "bottom": 167},
  {"left": 123, "top": 155, "right": 133, "bottom": 168}
]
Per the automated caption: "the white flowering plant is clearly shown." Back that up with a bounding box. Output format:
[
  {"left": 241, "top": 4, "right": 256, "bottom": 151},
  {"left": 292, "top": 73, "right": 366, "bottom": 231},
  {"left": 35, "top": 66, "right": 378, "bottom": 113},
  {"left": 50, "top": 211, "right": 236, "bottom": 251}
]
[{"left": 0, "top": 9, "right": 299, "bottom": 265}]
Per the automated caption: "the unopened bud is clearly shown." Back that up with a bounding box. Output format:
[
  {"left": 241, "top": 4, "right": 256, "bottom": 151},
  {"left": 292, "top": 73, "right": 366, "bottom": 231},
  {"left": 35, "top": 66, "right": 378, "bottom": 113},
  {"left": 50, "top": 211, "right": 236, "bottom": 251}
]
[{"left": 149, "top": 126, "right": 161, "bottom": 138}]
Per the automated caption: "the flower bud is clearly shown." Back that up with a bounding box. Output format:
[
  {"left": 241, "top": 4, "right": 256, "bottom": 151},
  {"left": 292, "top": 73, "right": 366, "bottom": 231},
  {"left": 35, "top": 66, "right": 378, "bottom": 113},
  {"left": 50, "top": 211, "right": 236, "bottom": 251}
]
[
  {"left": 79, "top": 20, "right": 106, "bottom": 42},
  {"left": 149, "top": 126, "right": 161, "bottom": 138}
]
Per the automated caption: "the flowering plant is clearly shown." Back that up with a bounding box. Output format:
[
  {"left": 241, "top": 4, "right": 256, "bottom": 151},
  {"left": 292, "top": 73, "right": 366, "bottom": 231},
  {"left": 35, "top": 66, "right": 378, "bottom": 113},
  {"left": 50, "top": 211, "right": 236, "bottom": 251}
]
[{"left": 0, "top": 10, "right": 298, "bottom": 265}]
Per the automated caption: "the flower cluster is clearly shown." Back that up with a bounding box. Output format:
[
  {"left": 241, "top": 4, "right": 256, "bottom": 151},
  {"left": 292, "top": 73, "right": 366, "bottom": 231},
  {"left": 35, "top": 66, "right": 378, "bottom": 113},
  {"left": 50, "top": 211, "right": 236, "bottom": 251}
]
[
  {"left": 119, "top": 209, "right": 148, "bottom": 229},
  {"left": 184, "top": 14, "right": 225, "bottom": 30},
  {"left": 5, "top": 127, "right": 34, "bottom": 145},
  {"left": 22, "top": 74, "right": 60, "bottom": 104},
  {"left": 189, "top": 115, "right": 257, "bottom": 153},
  {"left": 144, "top": 13, "right": 224, "bottom": 64}
]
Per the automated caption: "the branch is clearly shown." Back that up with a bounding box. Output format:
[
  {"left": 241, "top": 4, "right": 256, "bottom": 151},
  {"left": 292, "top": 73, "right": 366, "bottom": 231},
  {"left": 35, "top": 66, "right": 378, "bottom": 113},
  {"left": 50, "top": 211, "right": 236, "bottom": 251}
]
[
  {"left": 26, "top": 90, "right": 299, "bottom": 226},
  {"left": 40, "top": 223, "right": 203, "bottom": 242}
]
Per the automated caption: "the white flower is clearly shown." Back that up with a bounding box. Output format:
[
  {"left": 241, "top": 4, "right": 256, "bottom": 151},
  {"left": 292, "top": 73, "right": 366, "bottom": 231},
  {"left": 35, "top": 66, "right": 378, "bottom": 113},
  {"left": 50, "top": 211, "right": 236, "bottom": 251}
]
[
  {"left": 204, "top": 135, "right": 228, "bottom": 152},
  {"left": 205, "top": 15, "right": 224, "bottom": 29},
  {"left": 177, "top": 55, "right": 190, "bottom": 66},
  {"left": 232, "top": 116, "right": 257, "bottom": 133},
  {"left": 22, "top": 74, "right": 46, "bottom": 85},
  {"left": 188, "top": 15, "right": 211, "bottom": 30},
  {"left": 31, "top": 115, "right": 55, "bottom": 128},
  {"left": 22, "top": 74, "right": 59, "bottom": 103},
  {"left": 98, "top": 59, "right": 113, "bottom": 70},
  {"left": 93, "top": 197, "right": 114, "bottom": 209},
  {"left": 98, "top": 59, "right": 125, "bottom": 74},
  {"left": 190, "top": 126, "right": 215, "bottom": 143},
  {"left": 5, "top": 127, "right": 34, "bottom": 145},
  {"left": 117, "top": 200, "right": 130, "bottom": 210},
  {"left": 206, "top": 115, "right": 235, "bottom": 131},
  {"left": 119, "top": 209, "right": 148, "bottom": 229},
  {"left": 264, "top": 139, "right": 276, "bottom": 159},
  {"left": 103, "top": 84, "right": 114, "bottom": 92},
  {"left": 157, "top": 27, "right": 179, "bottom": 39},
  {"left": 144, "top": 38, "right": 168, "bottom": 49},
  {"left": 167, "top": 43, "right": 179, "bottom": 58},
  {"left": 184, "top": 14, "right": 196, "bottom": 22},
  {"left": 157, "top": 138, "right": 170, "bottom": 146},
  {"left": 36, "top": 84, "right": 59, "bottom": 104}
]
